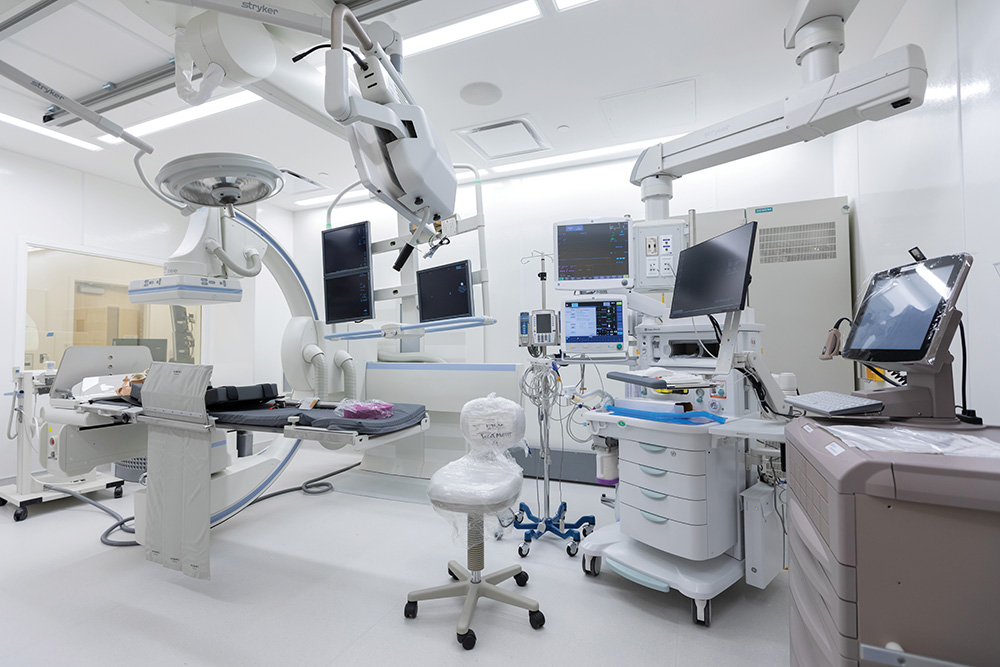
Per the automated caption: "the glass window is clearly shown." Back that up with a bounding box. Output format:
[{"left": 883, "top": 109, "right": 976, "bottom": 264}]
[{"left": 24, "top": 246, "right": 201, "bottom": 369}]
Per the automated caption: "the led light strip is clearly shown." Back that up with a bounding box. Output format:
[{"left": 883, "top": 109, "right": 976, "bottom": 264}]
[
  {"left": 0, "top": 111, "right": 102, "bottom": 151},
  {"left": 98, "top": 91, "right": 261, "bottom": 145}
]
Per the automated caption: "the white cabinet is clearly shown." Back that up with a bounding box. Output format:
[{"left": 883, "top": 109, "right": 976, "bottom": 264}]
[{"left": 587, "top": 412, "right": 742, "bottom": 563}]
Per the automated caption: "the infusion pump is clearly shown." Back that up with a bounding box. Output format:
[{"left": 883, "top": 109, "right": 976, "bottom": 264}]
[{"left": 519, "top": 309, "right": 560, "bottom": 347}]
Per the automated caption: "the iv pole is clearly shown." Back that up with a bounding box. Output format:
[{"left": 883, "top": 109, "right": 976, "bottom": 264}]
[{"left": 515, "top": 255, "right": 595, "bottom": 558}]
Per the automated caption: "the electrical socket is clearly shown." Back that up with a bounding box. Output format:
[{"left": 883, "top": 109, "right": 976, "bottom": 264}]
[{"left": 646, "top": 236, "right": 659, "bottom": 256}]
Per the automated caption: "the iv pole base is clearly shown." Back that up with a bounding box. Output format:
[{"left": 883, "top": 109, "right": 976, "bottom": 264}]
[{"left": 514, "top": 501, "right": 596, "bottom": 558}]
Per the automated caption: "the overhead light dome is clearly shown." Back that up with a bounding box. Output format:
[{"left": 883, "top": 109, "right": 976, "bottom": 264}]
[{"left": 156, "top": 152, "right": 283, "bottom": 207}]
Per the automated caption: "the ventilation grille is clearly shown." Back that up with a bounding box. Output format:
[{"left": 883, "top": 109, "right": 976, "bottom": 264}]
[{"left": 758, "top": 222, "right": 836, "bottom": 264}]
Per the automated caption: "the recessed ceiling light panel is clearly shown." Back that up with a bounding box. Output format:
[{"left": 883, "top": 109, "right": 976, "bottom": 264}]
[{"left": 455, "top": 117, "right": 550, "bottom": 160}]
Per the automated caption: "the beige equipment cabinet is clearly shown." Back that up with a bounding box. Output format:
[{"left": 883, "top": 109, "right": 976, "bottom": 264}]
[
  {"left": 786, "top": 417, "right": 1000, "bottom": 667},
  {"left": 694, "top": 196, "right": 854, "bottom": 395}
]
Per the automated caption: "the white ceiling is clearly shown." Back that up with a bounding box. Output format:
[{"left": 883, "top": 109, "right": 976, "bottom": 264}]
[{"left": 0, "top": 0, "right": 904, "bottom": 211}]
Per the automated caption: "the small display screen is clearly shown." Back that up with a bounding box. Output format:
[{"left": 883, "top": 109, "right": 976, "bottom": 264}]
[
  {"left": 417, "top": 260, "right": 474, "bottom": 323},
  {"left": 322, "top": 221, "right": 374, "bottom": 324},
  {"left": 565, "top": 300, "right": 625, "bottom": 344},
  {"left": 841, "top": 254, "right": 969, "bottom": 363},
  {"left": 535, "top": 312, "right": 552, "bottom": 333},
  {"left": 670, "top": 222, "right": 757, "bottom": 319},
  {"left": 556, "top": 220, "right": 630, "bottom": 283},
  {"left": 324, "top": 273, "right": 373, "bottom": 324},
  {"left": 322, "top": 222, "right": 370, "bottom": 274}
]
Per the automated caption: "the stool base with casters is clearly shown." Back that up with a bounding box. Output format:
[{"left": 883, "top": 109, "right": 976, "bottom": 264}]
[{"left": 405, "top": 515, "right": 545, "bottom": 650}]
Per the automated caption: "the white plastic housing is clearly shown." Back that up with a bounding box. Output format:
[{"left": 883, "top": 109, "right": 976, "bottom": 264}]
[
  {"left": 184, "top": 10, "right": 277, "bottom": 86},
  {"left": 128, "top": 274, "right": 242, "bottom": 305},
  {"left": 632, "top": 44, "right": 927, "bottom": 183}
]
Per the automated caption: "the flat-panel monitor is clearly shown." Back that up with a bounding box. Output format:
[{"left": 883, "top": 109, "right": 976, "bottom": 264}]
[
  {"left": 416, "top": 260, "right": 474, "bottom": 323},
  {"left": 322, "top": 221, "right": 374, "bottom": 324},
  {"left": 554, "top": 218, "right": 632, "bottom": 291},
  {"left": 669, "top": 221, "right": 757, "bottom": 319},
  {"left": 322, "top": 220, "right": 371, "bottom": 274},
  {"left": 841, "top": 253, "right": 971, "bottom": 365},
  {"left": 563, "top": 297, "right": 627, "bottom": 354},
  {"left": 323, "top": 272, "right": 373, "bottom": 324}
]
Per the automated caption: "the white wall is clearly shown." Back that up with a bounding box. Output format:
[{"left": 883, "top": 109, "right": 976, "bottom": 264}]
[
  {"left": 0, "top": 148, "right": 290, "bottom": 479},
  {"left": 293, "top": 137, "right": 836, "bottom": 450},
  {"left": 833, "top": 0, "right": 1000, "bottom": 423}
]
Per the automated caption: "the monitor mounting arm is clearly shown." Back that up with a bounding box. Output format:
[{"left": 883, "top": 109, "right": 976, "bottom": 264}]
[{"left": 631, "top": 0, "right": 926, "bottom": 221}]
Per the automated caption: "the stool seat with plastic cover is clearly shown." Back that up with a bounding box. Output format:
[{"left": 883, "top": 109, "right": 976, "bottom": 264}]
[{"left": 404, "top": 395, "right": 545, "bottom": 650}]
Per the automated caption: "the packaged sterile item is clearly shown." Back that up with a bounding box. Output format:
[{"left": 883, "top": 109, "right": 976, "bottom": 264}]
[{"left": 334, "top": 399, "right": 394, "bottom": 419}]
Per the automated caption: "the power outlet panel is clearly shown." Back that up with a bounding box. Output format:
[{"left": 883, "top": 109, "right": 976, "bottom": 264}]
[{"left": 631, "top": 218, "right": 688, "bottom": 292}]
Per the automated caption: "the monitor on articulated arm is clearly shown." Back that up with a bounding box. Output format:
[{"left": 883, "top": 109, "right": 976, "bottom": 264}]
[{"left": 842, "top": 253, "right": 973, "bottom": 419}]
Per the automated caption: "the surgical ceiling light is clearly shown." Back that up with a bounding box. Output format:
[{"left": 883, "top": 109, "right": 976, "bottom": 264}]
[
  {"left": 0, "top": 111, "right": 102, "bottom": 151},
  {"left": 97, "top": 91, "right": 261, "bottom": 145},
  {"left": 156, "top": 152, "right": 284, "bottom": 207},
  {"left": 403, "top": 1, "right": 541, "bottom": 56}
]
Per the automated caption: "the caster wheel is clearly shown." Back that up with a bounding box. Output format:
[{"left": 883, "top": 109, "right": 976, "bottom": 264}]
[
  {"left": 582, "top": 555, "right": 602, "bottom": 576},
  {"left": 518, "top": 543, "right": 530, "bottom": 558},
  {"left": 13, "top": 507, "right": 27, "bottom": 522},
  {"left": 529, "top": 610, "right": 545, "bottom": 629},
  {"left": 514, "top": 571, "right": 529, "bottom": 587},
  {"left": 0, "top": 497, "right": 7, "bottom": 506},
  {"left": 404, "top": 601, "right": 417, "bottom": 619},
  {"left": 448, "top": 567, "right": 459, "bottom": 580},
  {"left": 566, "top": 541, "right": 579, "bottom": 557},
  {"left": 581, "top": 523, "right": 594, "bottom": 538},
  {"left": 114, "top": 486, "right": 123, "bottom": 499},
  {"left": 691, "top": 599, "right": 712, "bottom": 627},
  {"left": 457, "top": 629, "right": 476, "bottom": 650}
]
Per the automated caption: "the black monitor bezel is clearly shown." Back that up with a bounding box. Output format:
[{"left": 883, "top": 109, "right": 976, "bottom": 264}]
[
  {"left": 553, "top": 218, "right": 633, "bottom": 291},
  {"left": 321, "top": 221, "right": 374, "bottom": 325},
  {"left": 668, "top": 221, "right": 757, "bottom": 319},
  {"left": 416, "top": 259, "right": 475, "bottom": 324},
  {"left": 840, "top": 253, "right": 970, "bottom": 364}
]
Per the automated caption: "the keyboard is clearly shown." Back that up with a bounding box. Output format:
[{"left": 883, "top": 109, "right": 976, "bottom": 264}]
[{"left": 785, "top": 391, "right": 884, "bottom": 416}]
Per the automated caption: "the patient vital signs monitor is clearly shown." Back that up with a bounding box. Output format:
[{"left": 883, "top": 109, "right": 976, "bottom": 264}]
[
  {"left": 417, "top": 260, "right": 475, "bottom": 323},
  {"left": 669, "top": 221, "right": 757, "bottom": 319},
  {"left": 554, "top": 218, "right": 632, "bottom": 291},
  {"left": 563, "top": 298, "right": 627, "bottom": 354},
  {"left": 322, "top": 221, "right": 374, "bottom": 324}
]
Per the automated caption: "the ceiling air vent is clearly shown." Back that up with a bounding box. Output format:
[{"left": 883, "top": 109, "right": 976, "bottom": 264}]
[
  {"left": 455, "top": 117, "right": 550, "bottom": 160},
  {"left": 758, "top": 221, "right": 837, "bottom": 264}
]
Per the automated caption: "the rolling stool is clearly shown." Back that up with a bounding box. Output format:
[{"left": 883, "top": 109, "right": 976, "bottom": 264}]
[{"left": 404, "top": 396, "right": 545, "bottom": 650}]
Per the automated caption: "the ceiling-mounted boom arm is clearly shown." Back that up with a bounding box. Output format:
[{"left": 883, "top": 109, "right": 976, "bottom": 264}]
[
  {"left": 161, "top": 2, "right": 456, "bottom": 217},
  {"left": 631, "top": 0, "right": 926, "bottom": 218}
]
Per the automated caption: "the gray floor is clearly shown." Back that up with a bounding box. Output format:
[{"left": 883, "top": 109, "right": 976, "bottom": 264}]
[{"left": 0, "top": 443, "right": 790, "bottom": 666}]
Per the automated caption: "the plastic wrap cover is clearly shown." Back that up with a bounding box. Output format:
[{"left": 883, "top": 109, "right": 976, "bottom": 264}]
[
  {"left": 842, "top": 253, "right": 972, "bottom": 368},
  {"left": 428, "top": 394, "right": 526, "bottom": 548},
  {"left": 824, "top": 425, "right": 1000, "bottom": 458},
  {"left": 333, "top": 399, "right": 393, "bottom": 419}
]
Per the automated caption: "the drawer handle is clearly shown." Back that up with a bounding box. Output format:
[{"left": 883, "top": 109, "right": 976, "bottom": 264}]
[
  {"left": 640, "top": 443, "right": 667, "bottom": 453},
  {"left": 640, "top": 488, "right": 667, "bottom": 500},
  {"left": 639, "top": 510, "right": 668, "bottom": 524},
  {"left": 638, "top": 465, "right": 667, "bottom": 476}
]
